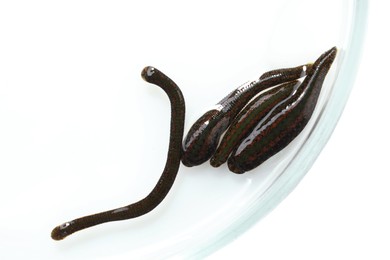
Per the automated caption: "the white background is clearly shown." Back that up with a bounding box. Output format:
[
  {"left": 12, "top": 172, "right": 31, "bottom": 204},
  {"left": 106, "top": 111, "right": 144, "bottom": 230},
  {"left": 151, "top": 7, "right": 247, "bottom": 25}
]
[
  {"left": 212, "top": 2, "right": 390, "bottom": 259},
  {"left": 0, "top": 1, "right": 389, "bottom": 259}
]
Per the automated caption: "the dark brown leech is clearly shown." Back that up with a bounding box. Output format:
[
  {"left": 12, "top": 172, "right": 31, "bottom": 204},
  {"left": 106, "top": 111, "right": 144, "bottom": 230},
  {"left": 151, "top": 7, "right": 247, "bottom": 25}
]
[
  {"left": 227, "top": 47, "right": 337, "bottom": 174},
  {"left": 181, "top": 63, "right": 312, "bottom": 167},
  {"left": 210, "top": 80, "right": 300, "bottom": 168},
  {"left": 51, "top": 66, "right": 185, "bottom": 240}
]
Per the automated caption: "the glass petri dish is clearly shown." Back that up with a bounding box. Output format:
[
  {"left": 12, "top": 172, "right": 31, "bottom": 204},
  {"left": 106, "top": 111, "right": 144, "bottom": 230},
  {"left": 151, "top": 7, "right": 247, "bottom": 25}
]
[{"left": 0, "top": 0, "right": 367, "bottom": 259}]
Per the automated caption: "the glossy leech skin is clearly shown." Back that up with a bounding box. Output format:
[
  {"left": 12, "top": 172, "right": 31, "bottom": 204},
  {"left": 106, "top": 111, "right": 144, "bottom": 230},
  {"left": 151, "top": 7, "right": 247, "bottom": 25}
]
[
  {"left": 181, "top": 63, "right": 312, "bottom": 167},
  {"left": 227, "top": 47, "right": 337, "bottom": 174},
  {"left": 51, "top": 48, "right": 336, "bottom": 241},
  {"left": 51, "top": 66, "right": 185, "bottom": 240},
  {"left": 210, "top": 79, "right": 301, "bottom": 168}
]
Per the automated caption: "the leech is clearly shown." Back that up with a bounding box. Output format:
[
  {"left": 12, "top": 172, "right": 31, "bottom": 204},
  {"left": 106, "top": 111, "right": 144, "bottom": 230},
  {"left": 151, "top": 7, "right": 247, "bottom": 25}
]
[
  {"left": 51, "top": 66, "right": 185, "bottom": 240},
  {"left": 210, "top": 79, "right": 301, "bottom": 168},
  {"left": 227, "top": 47, "right": 337, "bottom": 173}
]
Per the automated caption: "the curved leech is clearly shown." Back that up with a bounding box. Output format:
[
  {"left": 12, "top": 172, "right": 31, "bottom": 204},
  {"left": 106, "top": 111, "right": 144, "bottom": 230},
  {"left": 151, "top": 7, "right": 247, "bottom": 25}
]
[
  {"left": 181, "top": 63, "right": 312, "bottom": 167},
  {"left": 210, "top": 79, "right": 301, "bottom": 168},
  {"left": 51, "top": 66, "right": 185, "bottom": 240},
  {"left": 228, "top": 47, "right": 337, "bottom": 173}
]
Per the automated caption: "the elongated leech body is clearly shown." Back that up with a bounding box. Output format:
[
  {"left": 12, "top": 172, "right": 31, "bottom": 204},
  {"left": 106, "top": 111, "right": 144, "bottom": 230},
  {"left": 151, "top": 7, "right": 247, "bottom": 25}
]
[
  {"left": 210, "top": 79, "right": 301, "bottom": 168},
  {"left": 181, "top": 63, "right": 312, "bottom": 167},
  {"left": 51, "top": 66, "right": 185, "bottom": 240},
  {"left": 227, "top": 47, "right": 337, "bottom": 173}
]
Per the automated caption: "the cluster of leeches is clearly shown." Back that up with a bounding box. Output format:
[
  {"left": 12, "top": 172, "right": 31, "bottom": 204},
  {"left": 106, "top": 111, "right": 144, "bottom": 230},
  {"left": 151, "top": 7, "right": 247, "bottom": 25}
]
[{"left": 51, "top": 47, "right": 337, "bottom": 241}]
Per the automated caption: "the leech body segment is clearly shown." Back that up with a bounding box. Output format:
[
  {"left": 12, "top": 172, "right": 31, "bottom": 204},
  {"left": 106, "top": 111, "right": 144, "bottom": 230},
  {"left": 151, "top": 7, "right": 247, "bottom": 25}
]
[
  {"left": 51, "top": 67, "right": 185, "bottom": 240},
  {"left": 51, "top": 47, "right": 337, "bottom": 240}
]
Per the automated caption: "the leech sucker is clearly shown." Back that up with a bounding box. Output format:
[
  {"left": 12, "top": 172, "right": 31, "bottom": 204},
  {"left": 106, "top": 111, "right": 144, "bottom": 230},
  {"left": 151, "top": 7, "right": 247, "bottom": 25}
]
[
  {"left": 227, "top": 47, "right": 337, "bottom": 174},
  {"left": 51, "top": 66, "right": 185, "bottom": 240},
  {"left": 181, "top": 63, "right": 312, "bottom": 167}
]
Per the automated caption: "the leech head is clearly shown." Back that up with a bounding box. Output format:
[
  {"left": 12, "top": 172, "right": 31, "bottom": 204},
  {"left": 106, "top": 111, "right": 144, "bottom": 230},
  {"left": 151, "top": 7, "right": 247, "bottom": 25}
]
[
  {"left": 51, "top": 221, "right": 75, "bottom": 241},
  {"left": 301, "top": 63, "right": 313, "bottom": 77},
  {"left": 141, "top": 66, "right": 156, "bottom": 82}
]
